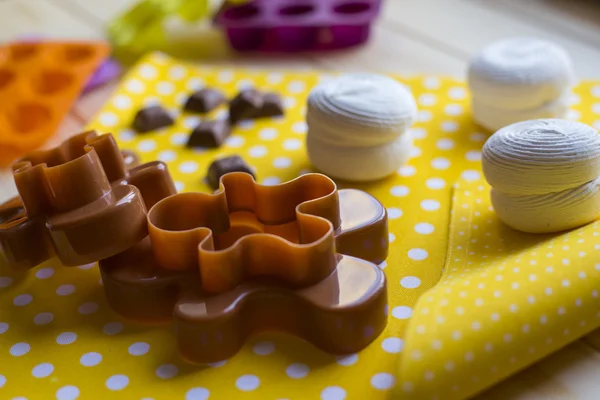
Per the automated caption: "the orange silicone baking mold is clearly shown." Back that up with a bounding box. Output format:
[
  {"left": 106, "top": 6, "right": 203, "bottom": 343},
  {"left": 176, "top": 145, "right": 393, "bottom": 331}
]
[
  {"left": 100, "top": 172, "right": 389, "bottom": 363},
  {"left": 0, "top": 41, "right": 110, "bottom": 165},
  {"left": 0, "top": 130, "right": 176, "bottom": 272}
]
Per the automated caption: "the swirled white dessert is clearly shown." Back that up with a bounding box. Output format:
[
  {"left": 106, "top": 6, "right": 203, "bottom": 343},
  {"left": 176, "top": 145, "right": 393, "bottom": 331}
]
[
  {"left": 306, "top": 74, "right": 417, "bottom": 182},
  {"left": 468, "top": 37, "right": 575, "bottom": 131},
  {"left": 482, "top": 119, "right": 600, "bottom": 233}
]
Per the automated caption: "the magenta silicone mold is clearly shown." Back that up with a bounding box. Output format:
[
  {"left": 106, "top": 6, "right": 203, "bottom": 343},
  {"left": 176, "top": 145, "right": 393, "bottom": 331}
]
[{"left": 216, "top": 0, "right": 381, "bottom": 52}]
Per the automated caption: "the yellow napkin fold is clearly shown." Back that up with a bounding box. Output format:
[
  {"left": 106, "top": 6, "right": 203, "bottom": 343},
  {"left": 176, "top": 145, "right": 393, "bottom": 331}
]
[{"left": 398, "top": 180, "right": 600, "bottom": 399}]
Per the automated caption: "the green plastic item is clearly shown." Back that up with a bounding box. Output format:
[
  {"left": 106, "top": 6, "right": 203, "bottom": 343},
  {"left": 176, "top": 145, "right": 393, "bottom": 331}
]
[{"left": 107, "top": 0, "right": 247, "bottom": 61}]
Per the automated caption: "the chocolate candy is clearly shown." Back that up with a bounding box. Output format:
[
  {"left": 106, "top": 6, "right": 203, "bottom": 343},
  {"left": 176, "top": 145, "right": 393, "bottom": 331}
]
[
  {"left": 207, "top": 155, "right": 254, "bottom": 189},
  {"left": 186, "top": 120, "right": 230, "bottom": 148},
  {"left": 257, "top": 92, "right": 284, "bottom": 118},
  {"left": 229, "top": 89, "right": 286, "bottom": 123},
  {"left": 184, "top": 88, "right": 226, "bottom": 113},
  {"left": 132, "top": 105, "right": 175, "bottom": 133},
  {"left": 229, "top": 89, "right": 263, "bottom": 123}
]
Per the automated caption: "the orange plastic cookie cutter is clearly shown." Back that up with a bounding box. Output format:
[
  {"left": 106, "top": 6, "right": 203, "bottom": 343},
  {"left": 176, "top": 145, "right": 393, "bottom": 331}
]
[
  {"left": 0, "top": 41, "right": 110, "bottom": 165},
  {"left": 148, "top": 173, "right": 344, "bottom": 293},
  {"left": 0, "top": 131, "right": 176, "bottom": 272},
  {"left": 100, "top": 172, "right": 389, "bottom": 363}
]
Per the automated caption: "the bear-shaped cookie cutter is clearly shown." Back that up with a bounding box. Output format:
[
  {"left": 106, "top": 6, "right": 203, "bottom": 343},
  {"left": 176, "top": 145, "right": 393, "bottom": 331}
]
[
  {"left": 100, "top": 172, "right": 389, "bottom": 363},
  {"left": 0, "top": 130, "right": 176, "bottom": 272}
]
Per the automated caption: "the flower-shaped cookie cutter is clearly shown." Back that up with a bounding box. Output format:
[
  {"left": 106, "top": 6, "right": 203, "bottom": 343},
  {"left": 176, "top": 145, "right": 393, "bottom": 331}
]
[
  {"left": 100, "top": 172, "right": 389, "bottom": 363},
  {"left": 0, "top": 130, "right": 177, "bottom": 272}
]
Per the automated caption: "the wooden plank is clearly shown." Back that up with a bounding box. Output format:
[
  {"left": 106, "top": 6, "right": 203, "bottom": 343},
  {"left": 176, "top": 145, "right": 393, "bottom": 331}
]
[
  {"left": 583, "top": 328, "right": 600, "bottom": 352},
  {"left": 483, "top": 0, "right": 600, "bottom": 48},
  {"left": 477, "top": 341, "right": 600, "bottom": 400},
  {"left": 0, "top": 0, "right": 102, "bottom": 41},
  {"left": 72, "top": 80, "right": 120, "bottom": 123},
  {"left": 381, "top": 0, "right": 600, "bottom": 78},
  {"left": 317, "top": 23, "right": 467, "bottom": 76},
  {"left": 55, "top": 0, "right": 464, "bottom": 78},
  {"left": 51, "top": 0, "right": 135, "bottom": 24}
]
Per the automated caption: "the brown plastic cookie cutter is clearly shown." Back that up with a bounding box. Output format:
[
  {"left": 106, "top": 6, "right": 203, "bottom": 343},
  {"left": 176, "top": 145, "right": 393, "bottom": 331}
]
[
  {"left": 100, "top": 172, "right": 388, "bottom": 363},
  {"left": 0, "top": 130, "right": 176, "bottom": 272}
]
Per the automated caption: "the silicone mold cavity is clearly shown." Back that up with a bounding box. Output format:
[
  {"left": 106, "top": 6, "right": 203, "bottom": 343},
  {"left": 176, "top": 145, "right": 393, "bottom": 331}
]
[
  {"left": 0, "top": 69, "right": 15, "bottom": 91},
  {"left": 224, "top": 3, "right": 261, "bottom": 20},
  {"left": 62, "top": 44, "right": 96, "bottom": 64},
  {"left": 9, "top": 43, "right": 40, "bottom": 62},
  {"left": 0, "top": 131, "right": 176, "bottom": 272},
  {"left": 6, "top": 103, "right": 52, "bottom": 135},
  {"left": 34, "top": 70, "right": 74, "bottom": 95},
  {"left": 0, "top": 41, "right": 110, "bottom": 165},
  {"left": 100, "top": 172, "right": 389, "bottom": 363},
  {"left": 279, "top": 4, "right": 315, "bottom": 16},
  {"left": 216, "top": 0, "right": 381, "bottom": 52},
  {"left": 334, "top": 1, "right": 372, "bottom": 14}
]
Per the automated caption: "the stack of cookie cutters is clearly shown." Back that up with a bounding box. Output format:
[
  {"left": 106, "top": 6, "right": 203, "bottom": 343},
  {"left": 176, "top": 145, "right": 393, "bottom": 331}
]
[
  {"left": 101, "top": 172, "right": 390, "bottom": 362},
  {"left": 0, "top": 130, "right": 176, "bottom": 271},
  {"left": 0, "top": 135, "right": 391, "bottom": 362}
]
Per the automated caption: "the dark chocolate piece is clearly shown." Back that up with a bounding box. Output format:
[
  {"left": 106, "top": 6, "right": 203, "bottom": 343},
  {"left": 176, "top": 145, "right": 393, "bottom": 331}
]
[
  {"left": 207, "top": 155, "right": 254, "bottom": 189},
  {"left": 229, "top": 89, "right": 263, "bottom": 123},
  {"left": 257, "top": 92, "right": 285, "bottom": 118},
  {"left": 186, "top": 120, "right": 230, "bottom": 148},
  {"left": 184, "top": 89, "right": 226, "bottom": 114},
  {"left": 132, "top": 105, "right": 174, "bottom": 133}
]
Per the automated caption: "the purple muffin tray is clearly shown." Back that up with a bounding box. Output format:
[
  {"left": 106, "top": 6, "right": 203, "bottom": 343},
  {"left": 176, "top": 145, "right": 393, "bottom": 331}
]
[{"left": 216, "top": 0, "right": 382, "bottom": 52}]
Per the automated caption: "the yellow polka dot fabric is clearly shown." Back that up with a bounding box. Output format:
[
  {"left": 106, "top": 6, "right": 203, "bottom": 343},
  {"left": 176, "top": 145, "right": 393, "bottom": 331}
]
[
  {"left": 398, "top": 181, "right": 600, "bottom": 399},
  {"left": 1, "top": 51, "right": 600, "bottom": 400}
]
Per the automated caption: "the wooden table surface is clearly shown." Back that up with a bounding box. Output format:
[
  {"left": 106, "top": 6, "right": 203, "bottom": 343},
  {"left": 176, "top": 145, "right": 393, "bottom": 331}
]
[{"left": 2, "top": 0, "right": 600, "bottom": 398}]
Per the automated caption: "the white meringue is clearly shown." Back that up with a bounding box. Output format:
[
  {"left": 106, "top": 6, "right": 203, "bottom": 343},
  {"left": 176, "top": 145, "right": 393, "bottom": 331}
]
[
  {"left": 306, "top": 73, "right": 417, "bottom": 181},
  {"left": 472, "top": 95, "right": 570, "bottom": 133},
  {"left": 482, "top": 119, "right": 600, "bottom": 233},
  {"left": 468, "top": 37, "right": 574, "bottom": 110},
  {"left": 491, "top": 177, "right": 600, "bottom": 233},
  {"left": 482, "top": 119, "right": 600, "bottom": 195},
  {"left": 307, "top": 131, "right": 413, "bottom": 182}
]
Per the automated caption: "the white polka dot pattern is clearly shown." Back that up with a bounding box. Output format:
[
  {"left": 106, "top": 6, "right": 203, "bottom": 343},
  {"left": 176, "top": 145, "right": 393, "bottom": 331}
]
[
  {"left": 399, "top": 181, "right": 600, "bottom": 399},
  {"left": 2, "top": 52, "right": 598, "bottom": 400}
]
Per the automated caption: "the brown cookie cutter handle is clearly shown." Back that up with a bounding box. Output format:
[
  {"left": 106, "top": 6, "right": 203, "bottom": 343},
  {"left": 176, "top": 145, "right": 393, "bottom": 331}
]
[
  {"left": 174, "top": 255, "right": 388, "bottom": 364},
  {"left": 148, "top": 173, "right": 341, "bottom": 293},
  {"left": 3, "top": 131, "right": 158, "bottom": 267},
  {"left": 0, "top": 197, "right": 54, "bottom": 272},
  {"left": 100, "top": 237, "right": 197, "bottom": 322},
  {"left": 99, "top": 241, "right": 387, "bottom": 364},
  {"left": 336, "top": 189, "right": 389, "bottom": 265},
  {"left": 13, "top": 148, "right": 112, "bottom": 217},
  {"left": 84, "top": 133, "right": 176, "bottom": 209},
  {"left": 12, "top": 131, "right": 124, "bottom": 217}
]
